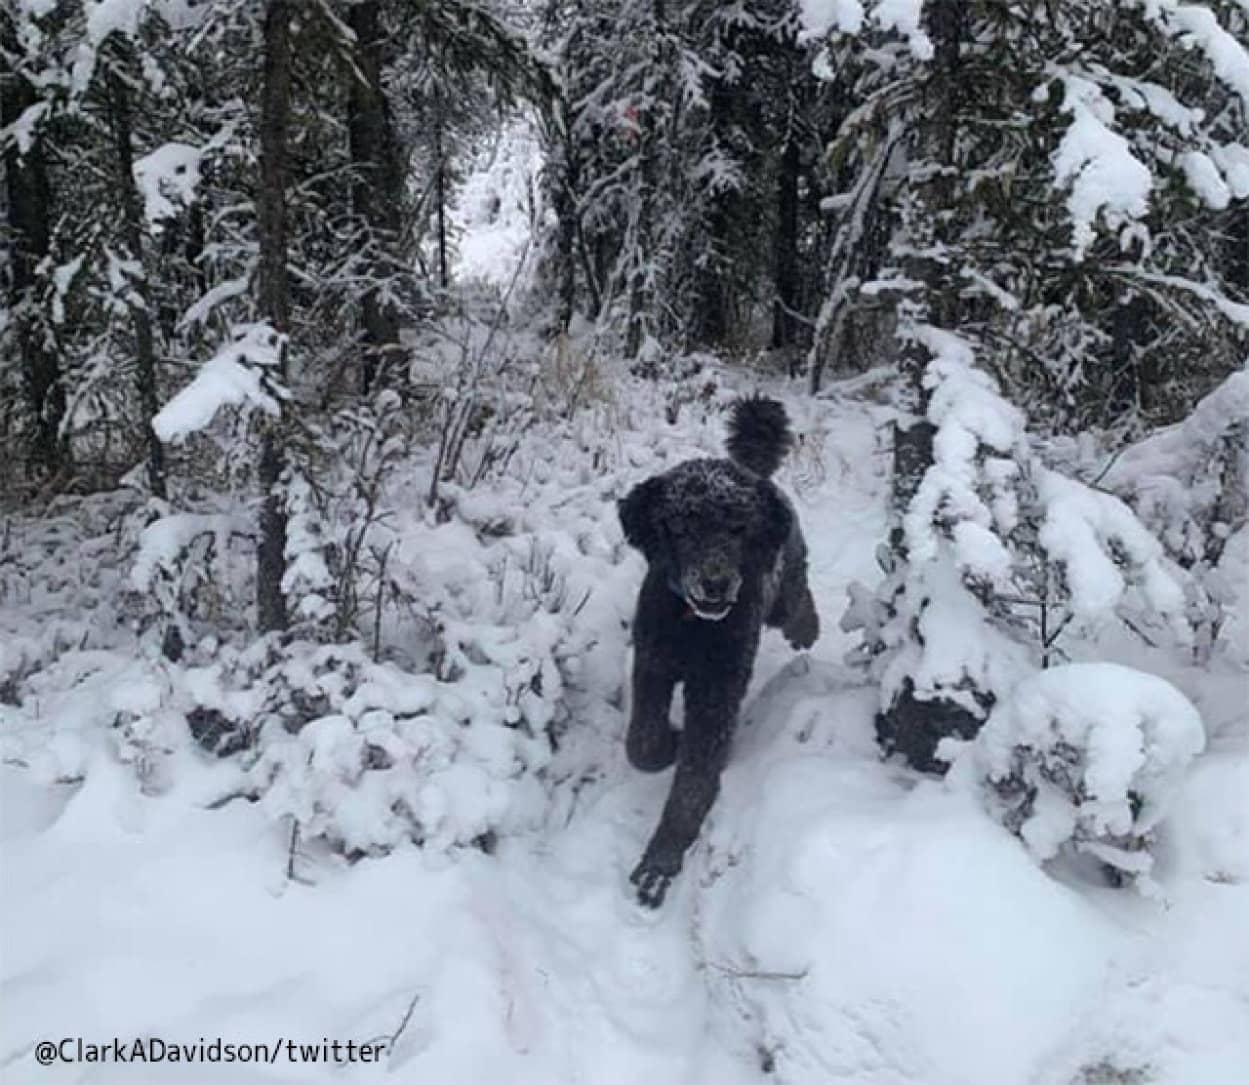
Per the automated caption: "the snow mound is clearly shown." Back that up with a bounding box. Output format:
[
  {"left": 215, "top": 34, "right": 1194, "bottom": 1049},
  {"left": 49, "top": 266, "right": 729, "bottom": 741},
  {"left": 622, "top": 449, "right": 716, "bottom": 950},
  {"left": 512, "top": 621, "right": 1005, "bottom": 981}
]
[{"left": 966, "top": 662, "right": 1206, "bottom": 884}]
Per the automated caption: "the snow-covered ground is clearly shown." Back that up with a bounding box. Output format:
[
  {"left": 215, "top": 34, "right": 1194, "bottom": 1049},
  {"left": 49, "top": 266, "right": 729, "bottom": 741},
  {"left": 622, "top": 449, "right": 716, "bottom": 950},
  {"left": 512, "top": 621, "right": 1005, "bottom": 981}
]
[
  {"left": 448, "top": 120, "right": 544, "bottom": 290},
  {"left": 3, "top": 371, "right": 1247, "bottom": 1085}
]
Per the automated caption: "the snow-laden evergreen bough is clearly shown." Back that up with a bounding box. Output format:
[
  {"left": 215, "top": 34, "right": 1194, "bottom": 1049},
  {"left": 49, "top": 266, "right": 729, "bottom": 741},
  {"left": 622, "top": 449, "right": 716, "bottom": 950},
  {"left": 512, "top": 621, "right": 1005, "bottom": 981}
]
[
  {"left": 1103, "top": 366, "right": 1249, "bottom": 665},
  {"left": 843, "top": 328, "right": 1209, "bottom": 886},
  {"left": 800, "top": 0, "right": 1249, "bottom": 414},
  {"left": 618, "top": 397, "right": 820, "bottom": 907}
]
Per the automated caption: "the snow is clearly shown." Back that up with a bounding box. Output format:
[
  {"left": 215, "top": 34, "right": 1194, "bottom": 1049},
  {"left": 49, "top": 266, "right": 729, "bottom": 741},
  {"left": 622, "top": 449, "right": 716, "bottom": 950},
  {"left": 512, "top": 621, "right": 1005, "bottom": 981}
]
[
  {"left": 178, "top": 276, "right": 250, "bottom": 330},
  {"left": 962, "top": 662, "right": 1207, "bottom": 880},
  {"left": 5, "top": 100, "right": 49, "bottom": 155},
  {"left": 1109, "top": 366, "right": 1249, "bottom": 491},
  {"left": 84, "top": 0, "right": 147, "bottom": 45},
  {"left": 130, "top": 510, "right": 240, "bottom": 594},
  {"left": 51, "top": 255, "right": 85, "bottom": 325},
  {"left": 1181, "top": 149, "right": 1232, "bottom": 208},
  {"left": 898, "top": 325, "right": 1191, "bottom": 640},
  {"left": 153, "top": 324, "right": 286, "bottom": 442},
  {"left": 449, "top": 120, "right": 543, "bottom": 289},
  {"left": 133, "top": 141, "right": 204, "bottom": 226},
  {"left": 871, "top": 0, "right": 933, "bottom": 60},
  {"left": 1037, "top": 468, "right": 1188, "bottom": 627},
  {"left": 1136, "top": 271, "right": 1249, "bottom": 328},
  {"left": 701, "top": 755, "right": 1118, "bottom": 1084},
  {"left": 1153, "top": 1, "right": 1249, "bottom": 104},
  {"left": 3, "top": 334, "right": 1247, "bottom": 1083},
  {"left": 904, "top": 325, "right": 1026, "bottom": 578},
  {"left": 799, "top": 0, "right": 932, "bottom": 57},
  {"left": 1101, "top": 72, "right": 1201, "bottom": 135},
  {"left": 798, "top": 0, "right": 865, "bottom": 36},
  {"left": 881, "top": 556, "right": 1032, "bottom": 715},
  {"left": 1052, "top": 75, "right": 1154, "bottom": 260},
  {"left": 1211, "top": 141, "right": 1249, "bottom": 199},
  {"left": 7, "top": 5, "right": 1249, "bottom": 1075},
  {"left": 4, "top": 644, "right": 1245, "bottom": 1084}
]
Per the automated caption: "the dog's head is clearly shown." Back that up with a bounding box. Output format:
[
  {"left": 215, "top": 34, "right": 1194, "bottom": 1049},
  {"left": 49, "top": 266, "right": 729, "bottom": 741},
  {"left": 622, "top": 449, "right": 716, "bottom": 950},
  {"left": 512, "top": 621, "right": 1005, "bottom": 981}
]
[{"left": 618, "top": 459, "right": 792, "bottom": 621}]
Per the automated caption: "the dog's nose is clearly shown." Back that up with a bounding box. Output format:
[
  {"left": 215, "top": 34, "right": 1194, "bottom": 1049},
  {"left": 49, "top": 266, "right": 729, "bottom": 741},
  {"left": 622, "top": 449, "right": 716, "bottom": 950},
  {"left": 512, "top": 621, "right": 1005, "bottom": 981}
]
[{"left": 701, "top": 573, "right": 731, "bottom": 599}]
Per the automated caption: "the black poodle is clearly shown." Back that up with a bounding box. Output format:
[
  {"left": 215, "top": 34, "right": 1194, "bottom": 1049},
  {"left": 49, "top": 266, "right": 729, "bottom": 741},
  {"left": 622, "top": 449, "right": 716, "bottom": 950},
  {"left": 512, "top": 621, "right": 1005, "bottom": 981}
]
[{"left": 618, "top": 397, "right": 819, "bottom": 906}]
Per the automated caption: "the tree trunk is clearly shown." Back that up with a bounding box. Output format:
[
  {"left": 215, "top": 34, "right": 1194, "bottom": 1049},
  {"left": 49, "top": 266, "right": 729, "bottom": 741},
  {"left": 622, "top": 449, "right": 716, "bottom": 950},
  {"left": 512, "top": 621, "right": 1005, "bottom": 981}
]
[
  {"left": 691, "top": 70, "right": 733, "bottom": 349},
  {"left": 921, "top": 0, "right": 964, "bottom": 328},
  {"left": 104, "top": 49, "right": 167, "bottom": 499},
  {"left": 625, "top": 2, "right": 667, "bottom": 359},
  {"left": 771, "top": 133, "right": 800, "bottom": 350},
  {"left": 432, "top": 92, "right": 450, "bottom": 290},
  {"left": 256, "top": 0, "right": 293, "bottom": 633},
  {"left": 2, "top": 24, "right": 64, "bottom": 478},
  {"left": 551, "top": 114, "right": 579, "bottom": 331},
  {"left": 624, "top": 185, "right": 652, "bottom": 359},
  {"left": 875, "top": 0, "right": 983, "bottom": 773},
  {"left": 1227, "top": 204, "right": 1249, "bottom": 296},
  {"left": 694, "top": 203, "right": 730, "bottom": 346},
  {"left": 807, "top": 123, "right": 899, "bottom": 393},
  {"left": 346, "top": 0, "right": 403, "bottom": 393}
]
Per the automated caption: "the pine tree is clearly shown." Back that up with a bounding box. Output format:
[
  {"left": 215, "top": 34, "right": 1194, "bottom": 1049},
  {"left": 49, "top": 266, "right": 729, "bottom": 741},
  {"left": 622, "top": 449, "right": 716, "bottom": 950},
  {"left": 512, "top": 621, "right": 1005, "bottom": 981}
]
[
  {"left": 807, "top": 0, "right": 1248, "bottom": 769},
  {"left": 804, "top": 0, "right": 1248, "bottom": 423},
  {"left": 2, "top": 9, "right": 63, "bottom": 479},
  {"left": 539, "top": 0, "right": 833, "bottom": 359},
  {"left": 255, "top": 0, "right": 294, "bottom": 634}
]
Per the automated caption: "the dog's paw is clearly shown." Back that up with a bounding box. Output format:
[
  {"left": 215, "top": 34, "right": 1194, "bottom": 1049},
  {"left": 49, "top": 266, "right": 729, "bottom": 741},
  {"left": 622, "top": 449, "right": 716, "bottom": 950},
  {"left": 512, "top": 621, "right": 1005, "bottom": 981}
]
[
  {"left": 630, "top": 854, "right": 681, "bottom": 908},
  {"left": 784, "top": 592, "right": 820, "bottom": 650},
  {"left": 784, "top": 615, "right": 819, "bottom": 650}
]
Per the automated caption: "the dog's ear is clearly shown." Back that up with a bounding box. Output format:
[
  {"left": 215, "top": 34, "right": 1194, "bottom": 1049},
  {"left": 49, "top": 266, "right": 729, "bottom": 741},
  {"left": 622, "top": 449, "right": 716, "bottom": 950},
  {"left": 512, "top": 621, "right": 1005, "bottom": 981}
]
[
  {"left": 619, "top": 475, "right": 668, "bottom": 562},
  {"left": 755, "top": 480, "right": 794, "bottom": 556}
]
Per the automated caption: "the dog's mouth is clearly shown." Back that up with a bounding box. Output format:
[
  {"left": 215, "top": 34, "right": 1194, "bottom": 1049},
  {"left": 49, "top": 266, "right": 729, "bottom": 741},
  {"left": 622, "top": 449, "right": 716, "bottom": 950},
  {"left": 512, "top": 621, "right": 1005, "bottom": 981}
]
[{"left": 685, "top": 594, "right": 735, "bottom": 621}]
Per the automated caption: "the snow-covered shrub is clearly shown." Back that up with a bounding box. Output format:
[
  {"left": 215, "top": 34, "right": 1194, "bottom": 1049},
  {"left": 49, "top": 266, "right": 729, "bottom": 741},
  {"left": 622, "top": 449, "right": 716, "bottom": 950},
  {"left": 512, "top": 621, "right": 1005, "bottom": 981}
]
[
  {"left": 220, "top": 371, "right": 738, "bottom": 854},
  {"left": 113, "top": 321, "right": 298, "bottom": 652},
  {"left": 1103, "top": 366, "right": 1249, "bottom": 663},
  {"left": 956, "top": 662, "right": 1206, "bottom": 888},
  {"left": 226, "top": 640, "right": 555, "bottom": 855},
  {"left": 287, "top": 390, "right": 417, "bottom": 645},
  {"left": 0, "top": 489, "right": 196, "bottom": 725},
  {"left": 3, "top": 341, "right": 738, "bottom": 859},
  {"left": 281, "top": 466, "right": 336, "bottom": 628},
  {"left": 844, "top": 326, "right": 1193, "bottom": 772},
  {"left": 128, "top": 502, "right": 254, "bottom": 655}
]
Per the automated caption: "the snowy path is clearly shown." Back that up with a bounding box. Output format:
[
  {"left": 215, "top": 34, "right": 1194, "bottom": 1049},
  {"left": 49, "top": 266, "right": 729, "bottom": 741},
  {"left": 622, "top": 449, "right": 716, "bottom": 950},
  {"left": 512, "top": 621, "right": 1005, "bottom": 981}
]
[{"left": 3, "top": 392, "right": 1248, "bottom": 1084}]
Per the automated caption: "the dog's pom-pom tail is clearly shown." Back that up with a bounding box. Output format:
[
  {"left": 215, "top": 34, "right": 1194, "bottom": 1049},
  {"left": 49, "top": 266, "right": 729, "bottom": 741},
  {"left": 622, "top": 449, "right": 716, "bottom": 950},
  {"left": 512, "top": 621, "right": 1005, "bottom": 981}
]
[{"left": 725, "top": 396, "right": 792, "bottom": 478}]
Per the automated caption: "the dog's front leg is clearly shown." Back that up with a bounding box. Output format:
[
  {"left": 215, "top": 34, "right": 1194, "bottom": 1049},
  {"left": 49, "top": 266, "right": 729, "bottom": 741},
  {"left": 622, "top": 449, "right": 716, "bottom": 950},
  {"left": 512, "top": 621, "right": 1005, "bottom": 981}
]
[
  {"left": 630, "top": 667, "right": 746, "bottom": 908},
  {"left": 626, "top": 576, "right": 682, "bottom": 772}
]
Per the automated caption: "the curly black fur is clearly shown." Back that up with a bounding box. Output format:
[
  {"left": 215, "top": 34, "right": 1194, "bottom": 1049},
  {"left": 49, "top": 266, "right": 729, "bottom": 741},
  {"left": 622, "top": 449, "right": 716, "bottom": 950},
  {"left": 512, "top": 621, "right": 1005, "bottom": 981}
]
[
  {"left": 724, "top": 395, "right": 792, "bottom": 478},
  {"left": 618, "top": 397, "right": 819, "bottom": 907}
]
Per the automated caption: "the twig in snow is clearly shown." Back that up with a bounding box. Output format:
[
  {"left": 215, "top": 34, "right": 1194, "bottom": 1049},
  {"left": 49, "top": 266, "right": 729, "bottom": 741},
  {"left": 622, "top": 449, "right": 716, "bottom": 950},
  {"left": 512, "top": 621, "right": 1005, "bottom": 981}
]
[
  {"left": 386, "top": 991, "right": 422, "bottom": 1057},
  {"left": 706, "top": 961, "right": 809, "bottom": 981},
  {"left": 286, "top": 818, "right": 300, "bottom": 882}
]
